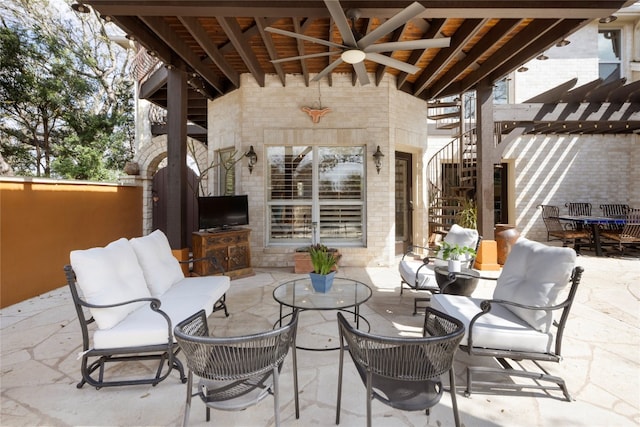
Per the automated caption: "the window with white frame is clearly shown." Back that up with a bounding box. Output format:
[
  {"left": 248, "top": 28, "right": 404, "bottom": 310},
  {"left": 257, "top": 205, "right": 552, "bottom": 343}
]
[
  {"left": 266, "top": 145, "right": 365, "bottom": 246},
  {"left": 598, "top": 29, "right": 622, "bottom": 81}
]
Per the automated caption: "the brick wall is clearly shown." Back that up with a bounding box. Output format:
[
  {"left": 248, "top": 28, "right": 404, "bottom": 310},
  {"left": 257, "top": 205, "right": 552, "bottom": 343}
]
[{"left": 207, "top": 74, "right": 429, "bottom": 268}]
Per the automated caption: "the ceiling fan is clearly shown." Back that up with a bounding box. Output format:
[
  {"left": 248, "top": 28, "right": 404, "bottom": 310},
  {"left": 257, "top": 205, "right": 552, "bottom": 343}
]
[{"left": 265, "top": 0, "right": 450, "bottom": 85}]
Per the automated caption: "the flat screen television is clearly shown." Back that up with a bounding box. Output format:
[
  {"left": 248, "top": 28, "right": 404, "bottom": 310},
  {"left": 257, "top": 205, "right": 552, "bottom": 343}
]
[{"left": 198, "top": 195, "right": 249, "bottom": 230}]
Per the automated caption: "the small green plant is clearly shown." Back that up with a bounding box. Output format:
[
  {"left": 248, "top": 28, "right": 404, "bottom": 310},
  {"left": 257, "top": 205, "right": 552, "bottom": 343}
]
[
  {"left": 456, "top": 199, "right": 477, "bottom": 230},
  {"left": 308, "top": 244, "right": 340, "bottom": 275},
  {"left": 440, "top": 241, "right": 476, "bottom": 260}
]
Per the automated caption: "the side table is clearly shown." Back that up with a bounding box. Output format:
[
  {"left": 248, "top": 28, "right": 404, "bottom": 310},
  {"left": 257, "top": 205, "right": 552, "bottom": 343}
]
[{"left": 434, "top": 266, "right": 480, "bottom": 296}]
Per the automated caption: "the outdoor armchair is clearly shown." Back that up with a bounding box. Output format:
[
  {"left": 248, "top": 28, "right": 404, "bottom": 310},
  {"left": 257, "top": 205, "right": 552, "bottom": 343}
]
[
  {"left": 336, "top": 309, "right": 465, "bottom": 427},
  {"left": 174, "top": 309, "right": 299, "bottom": 427},
  {"left": 399, "top": 224, "right": 480, "bottom": 314},
  {"left": 428, "top": 238, "right": 583, "bottom": 401}
]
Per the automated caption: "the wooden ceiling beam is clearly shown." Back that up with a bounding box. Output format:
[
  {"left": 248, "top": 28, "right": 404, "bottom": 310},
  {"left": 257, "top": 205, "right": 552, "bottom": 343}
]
[
  {"left": 396, "top": 18, "right": 447, "bottom": 89},
  {"left": 217, "top": 17, "right": 265, "bottom": 86},
  {"left": 139, "top": 16, "right": 226, "bottom": 94},
  {"left": 256, "top": 17, "right": 287, "bottom": 85},
  {"left": 494, "top": 102, "right": 640, "bottom": 122},
  {"left": 374, "top": 24, "right": 407, "bottom": 86},
  {"left": 293, "top": 18, "right": 310, "bottom": 87},
  {"left": 412, "top": 19, "right": 487, "bottom": 98},
  {"left": 179, "top": 16, "right": 240, "bottom": 88},
  {"left": 438, "top": 19, "right": 566, "bottom": 98},
  {"left": 428, "top": 18, "right": 522, "bottom": 100}
]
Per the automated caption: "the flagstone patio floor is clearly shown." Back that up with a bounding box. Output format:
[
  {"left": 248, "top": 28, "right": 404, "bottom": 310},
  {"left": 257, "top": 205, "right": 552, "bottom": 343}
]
[{"left": 1, "top": 246, "right": 638, "bottom": 426}]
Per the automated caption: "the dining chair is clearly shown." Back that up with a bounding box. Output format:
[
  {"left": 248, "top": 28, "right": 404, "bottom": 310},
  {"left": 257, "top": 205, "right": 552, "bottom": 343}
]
[
  {"left": 537, "top": 205, "right": 590, "bottom": 251},
  {"left": 600, "top": 208, "right": 640, "bottom": 252},
  {"left": 174, "top": 309, "right": 299, "bottom": 427},
  {"left": 335, "top": 309, "right": 465, "bottom": 427},
  {"left": 599, "top": 204, "right": 630, "bottom": 231}
]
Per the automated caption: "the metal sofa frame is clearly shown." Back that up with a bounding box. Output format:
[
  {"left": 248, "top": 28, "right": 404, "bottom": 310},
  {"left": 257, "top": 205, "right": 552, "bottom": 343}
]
[{"left": 64, "top": 257, "right": 229, "bottom": 389}]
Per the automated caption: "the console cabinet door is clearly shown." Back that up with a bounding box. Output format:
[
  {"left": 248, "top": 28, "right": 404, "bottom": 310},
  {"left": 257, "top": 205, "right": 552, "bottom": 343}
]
[{"left": 192, "top": 229, "right": 253, "bottom": 279}]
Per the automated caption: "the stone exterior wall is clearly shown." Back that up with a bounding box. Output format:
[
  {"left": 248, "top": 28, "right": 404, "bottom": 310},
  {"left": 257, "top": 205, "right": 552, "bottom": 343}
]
[{"left": 208, "top": 74, "right": 429, "bottom": 268}]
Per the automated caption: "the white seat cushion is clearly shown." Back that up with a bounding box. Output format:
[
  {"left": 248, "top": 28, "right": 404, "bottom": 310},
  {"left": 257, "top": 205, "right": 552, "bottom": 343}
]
[
  {"left": 493, "top": 238, "right": 576, "bottom": 332},
  {"left": 70, "top": 238, "right": 151, "bottom": 330},
  {"left": 434, "top": 224, "right": 479, "bottom": 264},
  {"left": 130, "top": 230, "right": 185, "bottom": 297},
  {"left": 431, "top": 294, "right": 554, "bottom": 353},
  {"left": 399, "top": 258, "right": 437, "bottom": 289},
  {"left": 93, "top": 275, "right": 230, "bottom": 349}
]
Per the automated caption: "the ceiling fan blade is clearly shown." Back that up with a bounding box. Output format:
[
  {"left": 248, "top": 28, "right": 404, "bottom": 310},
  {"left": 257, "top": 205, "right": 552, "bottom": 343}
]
[
  {"left": 365, "top": 52, "right": 420, "bottom": 74},
  {"left": 271, "top": 51, "right": 339, "bottom": 64},
  {"left": 265, "top": 27, "right": 346, "bottom": 50},
  {"left": 324, "top": 0, "right": 358, "bottom": 47},
  {"left": 357, "top": 1, "right": 426, "bottom": 48},
  {"left": 365, "top": 38, "right": 451, "bottom": 53},
  {"left": 353, "top": 61, "right": 370, "bottom": 86},
  {"left": 311, "top": 57, "right": 344, "bottom": 82}
]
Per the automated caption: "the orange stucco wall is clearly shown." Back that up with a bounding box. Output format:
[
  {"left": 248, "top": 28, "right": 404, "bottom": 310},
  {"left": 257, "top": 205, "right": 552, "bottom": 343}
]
[{"left": 1, "top": 178, "right": 142, "bottom": 308}]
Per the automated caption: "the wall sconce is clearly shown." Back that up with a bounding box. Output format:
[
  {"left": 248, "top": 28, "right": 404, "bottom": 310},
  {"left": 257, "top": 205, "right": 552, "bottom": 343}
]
[
  {"left": 517, "top": 66, "right": 528, "bottom": 73},
  {"left": 555, "top": 39, "right": 571, "bottom": 47},
  {"left": 245, "top": 145, "right": 257, "bottom": 174},
  {"left": 536, "top": 54, "right": 549, "bottom": 61},
  {"left": 372, "top": 146, "right": 384, "bottom": 174}
]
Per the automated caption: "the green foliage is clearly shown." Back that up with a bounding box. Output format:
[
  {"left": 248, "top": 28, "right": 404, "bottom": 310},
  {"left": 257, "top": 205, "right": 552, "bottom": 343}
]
[
  {"left": 308, "top": 244, "right": 340, "bottom": 275},
  {"left": 0, "top": 0, "right": 134, "bottom": 179},
  {"left": 440, "top": 241, "right": 476, "bottom": 261},
  {"left": 456, "top": 199, "right": 477, "bottom": 229}
]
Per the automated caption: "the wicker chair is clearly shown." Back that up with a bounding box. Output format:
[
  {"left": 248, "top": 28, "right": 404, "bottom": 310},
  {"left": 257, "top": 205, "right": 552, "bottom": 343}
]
[
  {"left": 600, "top": 208, "right": 640, "bottom": 251},
  {"left": 335, "top": 309, "right": 465, "bottom": 427},
  {"left": 538, "top": 204, "right": 590, "bottom": 251},
  {"left": 174, "top": 310, "right": 299, "bottom": 427}
]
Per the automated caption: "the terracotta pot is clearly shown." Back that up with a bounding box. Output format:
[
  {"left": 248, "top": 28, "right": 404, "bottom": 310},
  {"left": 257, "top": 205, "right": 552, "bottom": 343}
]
[{"left": 495, "top": 224, "right": 520, "bottom": 265}]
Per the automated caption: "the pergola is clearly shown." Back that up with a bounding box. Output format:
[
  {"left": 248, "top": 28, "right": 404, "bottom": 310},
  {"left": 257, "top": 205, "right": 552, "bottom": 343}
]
[{"left": 77, "top": 0, "right": 635, "bottom": 246}]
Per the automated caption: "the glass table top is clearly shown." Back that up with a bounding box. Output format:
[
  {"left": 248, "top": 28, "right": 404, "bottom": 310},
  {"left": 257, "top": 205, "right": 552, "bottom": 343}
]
[{"left": 273, "top": 277, "right": 372, "bottom": 310}]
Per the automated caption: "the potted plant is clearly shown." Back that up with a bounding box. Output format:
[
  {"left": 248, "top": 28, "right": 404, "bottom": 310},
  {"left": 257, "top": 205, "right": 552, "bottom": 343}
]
[
  {"left": 440, "top": 242, "right": 477, "bottom": 273},
  {"left": 294, "top": 245, "right": 340, "bottom": 274},
  {"left": 308, "top": 244, "right": 341, "bottom": 293}
]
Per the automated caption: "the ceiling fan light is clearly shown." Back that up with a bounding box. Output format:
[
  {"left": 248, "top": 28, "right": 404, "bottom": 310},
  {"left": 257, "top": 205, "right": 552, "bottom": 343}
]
[{"left": 341, "top": 49, "right": 366, "bottom": 64}]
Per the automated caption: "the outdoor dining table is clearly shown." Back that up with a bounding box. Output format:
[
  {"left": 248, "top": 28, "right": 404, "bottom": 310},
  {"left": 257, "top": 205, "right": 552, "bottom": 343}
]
[{"left": 558, "top": 215, "right": 626, "bottom": 256}]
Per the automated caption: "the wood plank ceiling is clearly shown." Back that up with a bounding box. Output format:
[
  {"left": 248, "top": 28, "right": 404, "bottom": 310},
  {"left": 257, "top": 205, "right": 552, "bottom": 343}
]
[{"left": 80, "top": 1, "right": 634, "bottom": 136}]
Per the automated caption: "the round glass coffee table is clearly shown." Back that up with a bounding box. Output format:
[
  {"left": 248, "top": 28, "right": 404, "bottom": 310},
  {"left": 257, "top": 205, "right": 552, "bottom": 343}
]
[{"left": 273, "top": 277, "right": 372, "bottom": 351}]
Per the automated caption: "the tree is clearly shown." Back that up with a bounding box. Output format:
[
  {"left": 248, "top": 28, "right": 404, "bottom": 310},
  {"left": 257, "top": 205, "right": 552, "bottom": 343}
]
[{"left": 0, "top": 0, "right": 134, "bottom": 180}]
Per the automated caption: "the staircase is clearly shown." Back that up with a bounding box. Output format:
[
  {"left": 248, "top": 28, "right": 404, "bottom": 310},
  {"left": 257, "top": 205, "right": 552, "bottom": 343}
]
[{"left": 427, "top": 97, "right": 478, "bottom": 233}]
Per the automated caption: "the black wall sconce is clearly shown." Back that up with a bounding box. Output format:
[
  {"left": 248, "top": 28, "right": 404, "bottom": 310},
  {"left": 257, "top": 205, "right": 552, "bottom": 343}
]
[
  {"left": 373, "top": 146, "right": 384, "bottom": 174},
  {"left": 245, "top": 145, "right": 257, "bottom": 174}
]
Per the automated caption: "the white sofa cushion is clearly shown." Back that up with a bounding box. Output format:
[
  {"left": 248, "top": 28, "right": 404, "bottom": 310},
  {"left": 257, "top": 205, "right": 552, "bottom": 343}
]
[
  {"left": 70, "top": 238, "right": 151, "bottom": 330},
  {"left": 431, "top": 294, "right": 554, "bottom": 353},
  {"left": 130, "top": 230, "right": 185, "bottom": 297},
  {"left": 493, "top": 238, "right": 576, "bottom": 332},
  {"left": 92, "top": 275, "right": 230, "bottom": 349},
  {"left": 434, "top": 224, "right": 479, "bottom": 266}
]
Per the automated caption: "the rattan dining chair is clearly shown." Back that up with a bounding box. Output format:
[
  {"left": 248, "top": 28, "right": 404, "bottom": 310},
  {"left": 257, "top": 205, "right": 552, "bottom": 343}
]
[
  {"left": 335, "top": 309, "right": 465, "bottom": 427},
  {"left": 174, "top": 309, "right": 299, "bottom": 427}
]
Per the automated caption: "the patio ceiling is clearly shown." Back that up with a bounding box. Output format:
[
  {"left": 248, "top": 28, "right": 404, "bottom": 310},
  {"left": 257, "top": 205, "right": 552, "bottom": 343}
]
[{"left": 80, "top": 0, "right": 633, "bottom": 128}]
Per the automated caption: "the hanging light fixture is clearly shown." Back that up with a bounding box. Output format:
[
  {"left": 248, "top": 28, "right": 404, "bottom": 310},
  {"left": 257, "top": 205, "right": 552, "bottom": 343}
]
[
  {"left": 245, "top": 146, "right": 258, "bottom": 174},
  {"left": 372, "top": 146, "right": 384, "bottom": 174},
  {"left": 71, "top": 3, "right": 90, "bottom": 13},
  {"left": 599, "top": 16, "right": 617, "bottom": 24}
]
